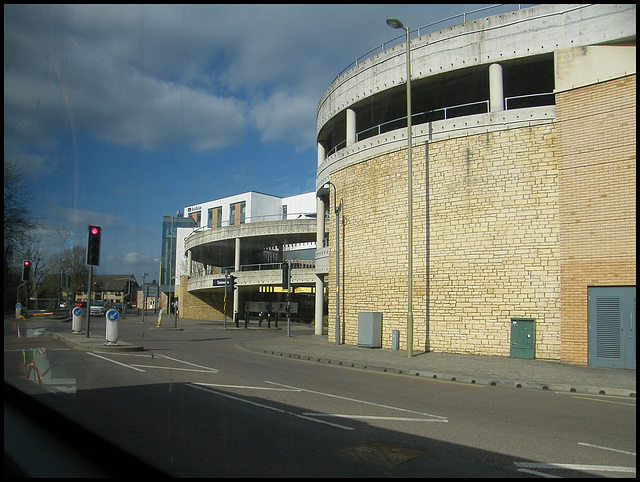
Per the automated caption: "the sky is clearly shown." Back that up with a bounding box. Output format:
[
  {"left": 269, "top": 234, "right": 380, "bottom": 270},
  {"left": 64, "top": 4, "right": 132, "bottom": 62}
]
[{"left": 4, "top": 4, "right": 525, "bottom": 282}]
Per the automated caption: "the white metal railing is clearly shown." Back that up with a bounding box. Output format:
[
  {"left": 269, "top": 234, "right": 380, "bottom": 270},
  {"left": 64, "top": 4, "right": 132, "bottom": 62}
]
[
  {"left": 325, "top": 92, "right": 554, "bottom": 159},
  {"left": 189, "top": 261, "right": 316, "bottom": 281},
  {"left": 187, "top": 212, "right": 316, "bottom": 236},
  {"left": 334, "top": 4, "right": 520, "bottom": 80},
  {"left": 356, "top": 100, "right": 490, "bottom": 142},
  {"left": 505, "top": 92, "right": 555, "bottom": 110}
]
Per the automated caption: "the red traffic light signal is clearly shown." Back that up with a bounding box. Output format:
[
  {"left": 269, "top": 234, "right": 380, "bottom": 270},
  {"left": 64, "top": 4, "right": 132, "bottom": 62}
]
[
  {"left": 86, "top": 225, "right": 102, "bottom": 266},
  {"left": 22, "top": 260, "right": 31, "bottom": 281}
]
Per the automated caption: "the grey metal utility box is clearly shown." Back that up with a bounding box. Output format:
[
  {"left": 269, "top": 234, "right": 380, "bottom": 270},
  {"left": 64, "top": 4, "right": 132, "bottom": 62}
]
[
  {"left": 357, "top": 312, "right": 382, "bottom": 348},
  {"left": 392, "top": 330, "right": 399, "bottom": 350}
]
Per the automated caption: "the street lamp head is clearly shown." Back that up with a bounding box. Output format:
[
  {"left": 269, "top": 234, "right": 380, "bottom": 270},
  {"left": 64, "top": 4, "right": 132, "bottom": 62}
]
[{"left": 386, "top": 17, "right": 405, "bottom": 29}]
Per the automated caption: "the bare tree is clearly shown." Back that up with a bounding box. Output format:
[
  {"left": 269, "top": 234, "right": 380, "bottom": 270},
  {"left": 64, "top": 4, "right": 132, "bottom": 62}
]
[
  {"left": 48, "top": 246, "right": 89, "bottom": 302},
  {"left": 16, "top": 245, "right": 46, "bottom": 310},
  {"left": 4, "top": 160, "right": 37, "bottom": 310}
]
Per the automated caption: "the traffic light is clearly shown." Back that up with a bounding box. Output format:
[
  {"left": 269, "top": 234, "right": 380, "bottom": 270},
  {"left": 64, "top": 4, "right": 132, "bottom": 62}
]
[
  {"left": 229, "top": 275, "right": 237, "bottom": 291},
  {"left": 86, "top": 225, "right": 102, "bottom": 266},
  {"left": 282, "top": 261, "right": 289, "bottom": 289},
  {"left": 22, "top": 260, "right": 31, "bottom": 281}
]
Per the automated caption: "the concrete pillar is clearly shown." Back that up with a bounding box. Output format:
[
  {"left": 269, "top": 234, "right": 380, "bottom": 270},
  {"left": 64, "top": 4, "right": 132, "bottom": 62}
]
[
  {"left": 317, "top": 142, "right": 326, "bottom": 166},
  {"left": 234, "top": 237, "right": 240, "bottom": 319},
  {"left": 187, "top": 250, "right": 192, "bottom": 276},
  {"left": 315, "top": 196, "right": 326, "bottom": 335},
  {"left": 346, "top": 108, "right": 356, "bottom": 146},
  {"left": 489, "top": 63, "right": 504, "bottom": 112}
]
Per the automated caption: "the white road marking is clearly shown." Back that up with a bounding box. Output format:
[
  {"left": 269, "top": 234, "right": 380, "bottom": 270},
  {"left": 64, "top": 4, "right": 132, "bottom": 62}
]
[
  {"left": 516, "top": 468, "right": 561, "bottom": 478},
  {"left": 196, "top": 382, "right": 301, "bottom": 391},
  {"left": 302, "top": 413, "right": 449, "bottom": 422},
  {"left": 515, "top": 462, "right": 636, "bottom": 474},
  {"left": 186, "top": 383, "right": 354, "bottom": 431},
  {"left": 88, "top": 352, "right": 146, "bottom": 372},
  {"left": 155, "top": 354, "right": 219, "bottom": 373},
  {"left": 578, "top": 442, "right": 636, "bottom": 456},
  {"left": 88, "top": 352, "right": 218, "bottom": 374},
  {"left": 265, "top": 380, "right": 448, "bottom": 421},
  {"left": 131, "top": 365, "right": 218, "bottom": 373}
]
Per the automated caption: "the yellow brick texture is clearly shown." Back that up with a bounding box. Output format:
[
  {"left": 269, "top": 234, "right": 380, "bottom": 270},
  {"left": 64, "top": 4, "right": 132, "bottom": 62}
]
[
  {"left": 556, "top": 75, "right": 636, "bottom": 365},
  {"left": 327, "top": 75, "right": 635, "bottom": 365},
  {"left": 177, "top": 276, "right": 227, "bottom": 320},
  {"left": 330, "top": 123, "right": 562, "bottom": 359}
]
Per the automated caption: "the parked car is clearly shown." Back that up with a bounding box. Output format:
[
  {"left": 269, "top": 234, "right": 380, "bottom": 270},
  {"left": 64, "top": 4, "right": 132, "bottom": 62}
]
[{"left": 90, "top": 300, "right": 105, "bottom": 316}]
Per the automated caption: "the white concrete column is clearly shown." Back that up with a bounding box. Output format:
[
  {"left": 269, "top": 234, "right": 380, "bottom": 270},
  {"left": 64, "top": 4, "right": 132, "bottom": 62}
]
[
  {"left": 489, "top": 63, "right": 504, "bottom": 112},
  {"left": 346, "top": 108, "right": 356, "bottom": 146},
  {"left": 315, "top": 196, "right": 326, "bottom": 335},
  {"left": 317, "top": 142, "right": 326, "bottom": 166},
  {"left": 234, "top": 237, "right": 240, "bottom": 319},
  {"left": 187, "top": 250, "right": 192, "bottom": 276}
]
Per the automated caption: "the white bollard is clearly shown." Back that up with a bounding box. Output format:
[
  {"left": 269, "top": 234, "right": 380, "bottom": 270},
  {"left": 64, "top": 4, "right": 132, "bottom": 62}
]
[
  {"left": 105, "top": 309, "right": 119, "bottom": 344},
  {"left": 72, "top": 307, "right": 83, "bottom": 333}
]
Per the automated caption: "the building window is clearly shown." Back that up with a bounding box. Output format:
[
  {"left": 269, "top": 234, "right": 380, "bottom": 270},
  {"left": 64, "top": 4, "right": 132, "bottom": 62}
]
[
  {"left": 208, "top": 207, "right": 222, "bottom": 228},
  {"left": 230, "top": 201, "right": 246, "bottom": 226},
  {"left": 282, "top": 205, "right": 287, "bottom": 220}
]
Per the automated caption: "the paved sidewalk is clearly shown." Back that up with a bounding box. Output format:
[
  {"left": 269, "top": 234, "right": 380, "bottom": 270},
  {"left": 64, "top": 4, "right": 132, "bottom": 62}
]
[
  {"left": 49, "top": 317, "right": 635, "bottom": 398},
  {"left": 239, "top": 325, "right": 636, "bottom": 398}
]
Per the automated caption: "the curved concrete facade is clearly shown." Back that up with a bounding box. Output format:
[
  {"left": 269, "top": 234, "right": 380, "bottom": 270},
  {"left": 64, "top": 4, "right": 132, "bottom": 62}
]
[
  {"left": 178, "top": 193, "right": 325, "bottom": 326},
  {"left": 315, "top": 4, "right": 636, "bottom": 366}
]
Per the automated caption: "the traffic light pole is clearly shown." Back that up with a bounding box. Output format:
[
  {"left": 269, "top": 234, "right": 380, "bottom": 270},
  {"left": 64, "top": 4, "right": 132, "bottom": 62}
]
[
  {"left": 287, "top": 261, "right": 291, "bottom": 338},
  {"left": 86, "top": 265, "right": 93, "bottom": 337},
  {"left": 223, "top": 272, "right": 228, "bottom": 329}
]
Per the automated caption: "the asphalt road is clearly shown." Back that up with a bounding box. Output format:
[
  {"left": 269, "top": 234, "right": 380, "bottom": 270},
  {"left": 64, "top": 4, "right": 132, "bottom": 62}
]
[{"left": 5, "top": 315, "right": 636, "bottom": 477}]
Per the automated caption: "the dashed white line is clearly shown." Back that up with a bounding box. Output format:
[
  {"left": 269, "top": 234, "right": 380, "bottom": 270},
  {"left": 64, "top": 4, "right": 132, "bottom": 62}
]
[
  {"left": 514, "top": 462, "right": 636, "bottom": 474},
  {"left": 578, "top": 442, "right": 636, "bottom": 456},
  {"left": 302, "top": 413, "right": 449, "bottom": 422},
  {"left": 265, "top": 380, "right": 448, "bottom": 421},
  {"left": 195, "top": 382, "right": 301, "bottom": 391},
  {"left": 186, "top": 383, "right": 354, "bottom": 431},
  {"left": 154, "top": 354, "right": 219, "bottom": 373},
  {"left": 130, "top": 365, "right": 218, "bottom": 373},
  {"left": 88, "top": 352, "right": 146, "bottom": 372}
]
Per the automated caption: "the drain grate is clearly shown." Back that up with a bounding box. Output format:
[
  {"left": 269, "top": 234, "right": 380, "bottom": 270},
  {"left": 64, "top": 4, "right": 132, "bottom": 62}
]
[{"left": 339, "top": 441, "right": 423, "bottom": 467}]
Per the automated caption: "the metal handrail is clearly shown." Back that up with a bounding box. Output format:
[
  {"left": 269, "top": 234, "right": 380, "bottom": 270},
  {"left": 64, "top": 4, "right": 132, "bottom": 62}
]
[
  {"left": 334, "top": 4, "right": 514, "bottom": 80},
  {"left": 325, "top": 92, "right": 554, "bottom": 159},
  {"left": 505, "top": 92, "right": 555, "bottom": 109},
  {"left": 188, "top": 212, "right": 316, "bottom": 233},
  {"left": 355, "top": 100, "right": 490, "bottom": 141},
  {"left": 190, "top": 261, "right": 316, "bottom": 280}
]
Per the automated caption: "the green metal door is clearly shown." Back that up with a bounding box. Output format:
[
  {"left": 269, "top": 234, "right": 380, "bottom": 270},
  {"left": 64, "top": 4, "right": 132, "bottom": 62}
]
[{"left": 510, "top": 318, "right": 535, "bottom": 359}]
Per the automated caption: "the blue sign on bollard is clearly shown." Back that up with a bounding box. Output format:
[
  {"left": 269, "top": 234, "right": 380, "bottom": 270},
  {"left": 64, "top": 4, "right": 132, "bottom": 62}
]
[{"left": 106, "top": 309, "right": 119, "bottom": 322}]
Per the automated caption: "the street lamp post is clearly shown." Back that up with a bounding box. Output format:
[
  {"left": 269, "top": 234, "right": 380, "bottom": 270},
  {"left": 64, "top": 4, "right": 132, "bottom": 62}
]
[
  {"left": 387, "top": 17, "right": 413, "bottom": 358},
  {"left": 324, "top": 181, "right": 341, "bottom": 345}
]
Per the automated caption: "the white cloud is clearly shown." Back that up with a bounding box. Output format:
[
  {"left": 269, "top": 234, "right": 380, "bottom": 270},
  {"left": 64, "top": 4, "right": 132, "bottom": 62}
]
[{"left": 123, "top": 252, "right": 142, "bottom": 264}]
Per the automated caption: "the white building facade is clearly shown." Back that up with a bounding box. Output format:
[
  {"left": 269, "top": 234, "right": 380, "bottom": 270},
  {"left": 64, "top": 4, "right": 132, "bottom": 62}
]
[{"left": 175, "top": 191, "right": 323, "bottom": 325}]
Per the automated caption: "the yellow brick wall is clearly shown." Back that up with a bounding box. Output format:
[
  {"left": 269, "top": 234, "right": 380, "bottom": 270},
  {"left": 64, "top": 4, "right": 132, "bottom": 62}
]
[
  {"left": 556, "top": 75, "right": 636, "bottom": 365},
  {"left": 327, "top": 75, "right": 635, "bottom": 364},
  {"left": 329, "top": 123, "right": 562, "bottom": 359},
  {"left": 177, "top": 276, "right": 227, "bottom": 320},
  {"left": 427, "top": 125, "right": 561, "bottom": 358}
]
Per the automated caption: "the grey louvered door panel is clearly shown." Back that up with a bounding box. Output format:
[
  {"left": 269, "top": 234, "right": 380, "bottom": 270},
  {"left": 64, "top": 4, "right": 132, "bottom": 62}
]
[{"left": 588, "top": 287, "right": 636, "bottom": 369}]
